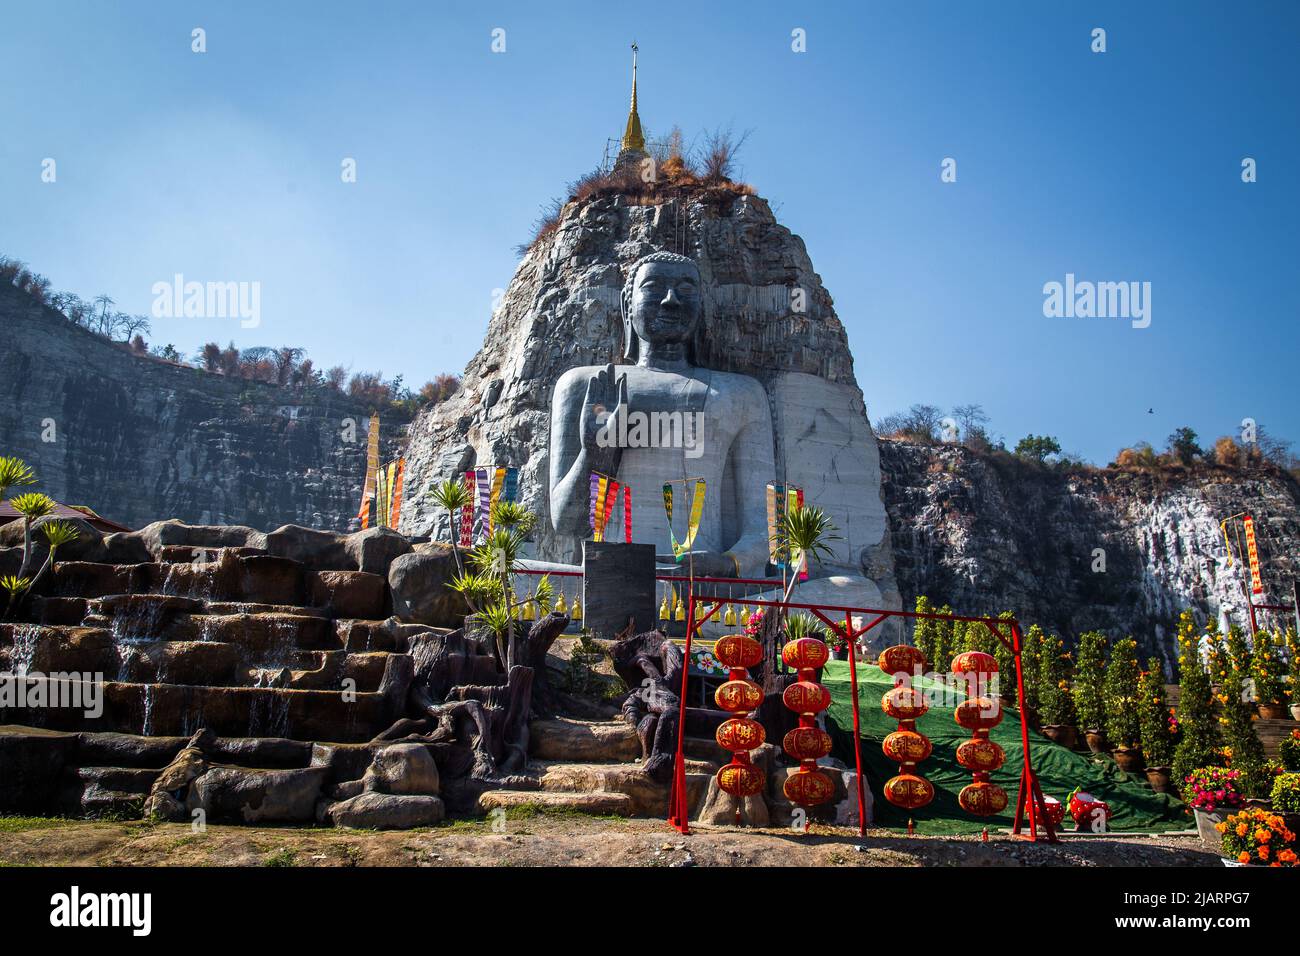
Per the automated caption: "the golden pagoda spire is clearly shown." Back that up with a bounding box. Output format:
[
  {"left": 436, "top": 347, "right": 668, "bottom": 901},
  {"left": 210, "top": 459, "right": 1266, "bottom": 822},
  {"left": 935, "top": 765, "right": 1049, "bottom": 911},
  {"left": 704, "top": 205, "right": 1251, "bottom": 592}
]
[{"left": 620, "top": 42, "right": 645, "bottom": 153}]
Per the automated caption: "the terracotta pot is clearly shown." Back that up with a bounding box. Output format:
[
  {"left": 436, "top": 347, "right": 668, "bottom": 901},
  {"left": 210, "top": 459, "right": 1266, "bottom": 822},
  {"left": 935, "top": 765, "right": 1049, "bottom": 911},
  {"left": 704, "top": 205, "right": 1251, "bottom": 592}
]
[
  {"left": 1194, "top": 808, "right": 1225, "bottom": 851},
  {"left": 1041, "top": 724, "right": 1079, "bottom": 749},
  {"left": 1258, "top": 703, "right": 1287, "bottom": 720},
  {"left": 1145, "top": 766, "right": 1174, "bottom": 794},
  {"left": 1111, "top": 746, "right": 1145, "bottom": 773},
  {"left": 1290, "top": 703, "right": 1300, "bottom": 721},
  {"left": 1084, "top": 729, "right": 1108, "bottom": 754}
]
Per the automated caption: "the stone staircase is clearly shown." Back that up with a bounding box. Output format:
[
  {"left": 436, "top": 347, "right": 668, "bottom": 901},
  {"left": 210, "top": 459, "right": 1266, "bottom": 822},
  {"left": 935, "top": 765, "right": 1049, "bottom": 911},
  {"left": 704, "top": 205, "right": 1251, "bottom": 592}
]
[{"left": 476, "top": 717, "right": 717, "bottom": 817}]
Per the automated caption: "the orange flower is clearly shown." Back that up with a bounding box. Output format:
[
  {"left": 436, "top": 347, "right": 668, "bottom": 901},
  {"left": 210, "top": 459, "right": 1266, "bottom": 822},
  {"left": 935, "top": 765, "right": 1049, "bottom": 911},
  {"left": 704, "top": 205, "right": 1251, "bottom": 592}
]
[
  {"left": 1256, "top": 829, "right": 1271, "bottom": 843},
  {"left": 1279, "top": 849, "right": 1298, "bottom": 864},
  {"left": 1238, "top": 851, "right": 1251, "bottom": 864},
  {"left": 1236, "top": 823, "right": 1248, "bottom": 836},
  {"left": 1257, "top": 845, "right": 1270, "bottom": 860}
]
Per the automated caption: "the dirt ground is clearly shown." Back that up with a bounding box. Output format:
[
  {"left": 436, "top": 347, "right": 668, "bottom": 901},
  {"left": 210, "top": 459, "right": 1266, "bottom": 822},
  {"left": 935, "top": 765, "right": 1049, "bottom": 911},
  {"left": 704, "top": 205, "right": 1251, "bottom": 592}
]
[{"left": 0, "top": 809, "right": 1219, "bottom": 867}]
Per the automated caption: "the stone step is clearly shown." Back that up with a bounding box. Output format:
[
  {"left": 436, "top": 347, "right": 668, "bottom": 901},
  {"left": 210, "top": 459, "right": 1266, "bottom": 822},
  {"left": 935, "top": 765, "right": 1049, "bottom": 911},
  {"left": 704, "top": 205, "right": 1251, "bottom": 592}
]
[
  {"left": 0, "top": 678, "right": 397, "bottom": 742},
  {"left": 475, "top": 789, "right": 636, "bottom": 816},
  {"left": 532, "top": 758, "right": 715, "bottom": 816}
]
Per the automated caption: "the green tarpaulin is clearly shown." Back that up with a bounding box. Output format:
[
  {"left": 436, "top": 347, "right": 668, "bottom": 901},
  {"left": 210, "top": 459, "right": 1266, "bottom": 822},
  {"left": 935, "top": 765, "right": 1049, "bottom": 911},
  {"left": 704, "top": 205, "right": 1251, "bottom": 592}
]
[{"left": 820, "top": 660, "right": 1188, "bottom": 834}]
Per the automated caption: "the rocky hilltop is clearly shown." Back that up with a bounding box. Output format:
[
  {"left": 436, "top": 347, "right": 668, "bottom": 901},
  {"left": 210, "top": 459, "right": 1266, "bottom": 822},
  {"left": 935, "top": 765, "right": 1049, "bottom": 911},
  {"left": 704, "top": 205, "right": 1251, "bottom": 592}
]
[
  {"left": 1, "top": 282, "right": 405, "bottom": 531},
  {"left": 397, "top": 188, "right": 898, "bottom": 606},
  {"left": 879, "top": 439, "right": 1300, "bottom": 663}
]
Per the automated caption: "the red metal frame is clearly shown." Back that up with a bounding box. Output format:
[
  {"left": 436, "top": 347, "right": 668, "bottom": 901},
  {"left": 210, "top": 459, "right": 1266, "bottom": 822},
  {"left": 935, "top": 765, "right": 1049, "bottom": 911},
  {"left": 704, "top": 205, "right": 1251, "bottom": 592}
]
[{"left": 665, "top": 594, "right": 1058, "bottom": 843}]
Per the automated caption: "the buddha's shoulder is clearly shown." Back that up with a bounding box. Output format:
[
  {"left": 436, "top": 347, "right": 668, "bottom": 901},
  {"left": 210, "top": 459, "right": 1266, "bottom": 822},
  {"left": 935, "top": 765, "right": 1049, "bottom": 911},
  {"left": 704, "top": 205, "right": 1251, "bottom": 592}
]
[
  {"left": 706, "top": 368, "right": 767, "bottom": 400},
  {"left": 554, "top": 365, "right": 605, "bottom": 392}
]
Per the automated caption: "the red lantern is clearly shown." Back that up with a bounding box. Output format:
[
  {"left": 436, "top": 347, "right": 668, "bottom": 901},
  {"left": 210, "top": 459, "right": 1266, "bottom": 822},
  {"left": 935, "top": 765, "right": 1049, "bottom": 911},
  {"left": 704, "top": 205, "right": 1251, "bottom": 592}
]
[
  {"left": 882, "top": 729, "right": 933, "bottom": 764},
  {"left": 951, "top": 651, "right": 1007, "bottom": 818},
  {"left": 782, "top": 636, "right": 830, "bottom": 671},
  {"left": 715, "top": 634, "right": 763, "bottom": 671},
  {"left": 717, "top": 717, "right": 765, "bottom": 752},
  {"left": 958, "top": 781, "right": 1009, "bottom": 816},
  {"left": 878, "top": 644, "right": 926, "bottom": 677},
  {"left": 712, "top": 637, "right": 766, "bottom": 808},
  {"left": 884, "top": 773, "right": 934, "bottom": 810},
  {"left": 718, "top": 756, "right": 765, "bottom": 798},
  {"left": 954, "top": 697, "right": 1003, "bottom": 732},
  {"left": 782, "top": 680, "right": 831, "bottom": 715},
  {"left": 780, "top": 637, "right": 834, "bottom": 809},
  {"left": 783, "top": 763, "right": 835, "bottom": 806},
  {"left": 950, "top": 651, "right": 997, "bottom": 677},
  {"left": 881, "top": 685, "right": 929, "bottom": 722},
  {"left": 955, "top": 737, "right": 1005, "bottom": 773},
  {"left": 782, "top": 726, "right": 832, "bottom": 762},
  {"left": 716, "top": 679, "right": 763, "bottom": 714}
]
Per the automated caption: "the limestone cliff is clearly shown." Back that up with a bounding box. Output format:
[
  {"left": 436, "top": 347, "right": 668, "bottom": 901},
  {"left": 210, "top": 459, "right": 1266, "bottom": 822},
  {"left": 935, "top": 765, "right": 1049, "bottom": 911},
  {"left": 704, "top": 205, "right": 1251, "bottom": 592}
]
[
  {"left": 396, "top": 189, "right": 900, "bottom": 608},
  {"left": 0, "top": 283, "right": 406, "bottom": 531},
  {"left": 879, "top": 439, "right": 1300, "bottom": 665}
]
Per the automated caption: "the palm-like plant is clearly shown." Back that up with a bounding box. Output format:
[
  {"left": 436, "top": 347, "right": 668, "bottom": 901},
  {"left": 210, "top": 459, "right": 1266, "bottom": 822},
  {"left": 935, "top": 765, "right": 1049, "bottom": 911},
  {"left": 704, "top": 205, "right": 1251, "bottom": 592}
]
[
  {"left": 467, "top": 511, "right": 538, "bottom": 669},
  {"left": 11, "top": 492, "right": 56, "bottom": 579},
  {"left": 0, "top": 456, "right": 37, "bottom": 500},
  {"left": 429, "top": 478, "right": 476, "bottom": 572},
  {"left": 776, "top": 504, "right": 842, "bottom": 602},
  {"left": 1, "top": 575, "right": 31, "bottom": 620},
  {"left": 25, "top": 519, "right": 80, "bottom": 601}
]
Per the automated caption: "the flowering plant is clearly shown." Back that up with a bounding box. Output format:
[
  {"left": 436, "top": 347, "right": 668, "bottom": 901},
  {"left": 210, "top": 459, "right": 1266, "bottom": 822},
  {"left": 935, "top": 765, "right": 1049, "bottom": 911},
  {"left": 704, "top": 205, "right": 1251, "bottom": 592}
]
[
  {"left": 1182, "top": 766, "right": 1245, "bottom": 812},
  {"left": 743, "top": 609, "right": 765, "bottom": 637},
  {"left": 1217, "top": 808, "right": 1297, "bottom": 866},
  {"left": 1271, "top": 772, "right": 1300, "bottom": 815},
  {"left": 1280, "top": 729, "right": 1300, "bottom": 773}
]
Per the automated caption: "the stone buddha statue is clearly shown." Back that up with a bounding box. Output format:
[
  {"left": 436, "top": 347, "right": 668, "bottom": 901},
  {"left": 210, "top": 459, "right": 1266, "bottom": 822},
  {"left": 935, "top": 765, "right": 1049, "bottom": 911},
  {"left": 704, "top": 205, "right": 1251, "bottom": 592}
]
[{"left": 549, "top": 252, "right": 775, "bottom": 577}]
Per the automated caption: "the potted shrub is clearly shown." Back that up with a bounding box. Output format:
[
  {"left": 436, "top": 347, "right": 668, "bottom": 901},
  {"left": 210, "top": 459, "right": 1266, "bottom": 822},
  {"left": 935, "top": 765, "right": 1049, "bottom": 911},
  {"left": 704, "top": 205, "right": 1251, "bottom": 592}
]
[
  {"left": 1037, "top": 633, "right": 1078, "bottom": 748},
  {"left": 1104, "top": 638, "right": 1144, "bottom": 771},
  {"left": 1171, "top": 611, "right": 1223, "bottom": 791},
  {"left": 1281, "top": 729, "right": 1300, "bottom": 773},
  {"left": 1272, "top": 771, "right": 1300, "bottom": 835},
  {"left": 1216, "top": 807, "right": 1297, "bottom": 867},
  {"left": 1287, "top": 635, "right": 1300, "bottom": 721},
  {"left": 1138, "top": 658, "right": 1176, "bottom": 793},
  {"left": 1185, "top": 766, "right": 1246, "bottom": 849},
  {"left": 1219, "top": 648, "right": 1272, "bottom": 800},
  {"left": 1251, "top": 630, "right": 1287, "bottom": 719},
  {"left": 825, "top": 622, "right": 849, "bottom": 661},
  {"left": 1074, "top": 631, "right": 1108, "bottom": 752}
]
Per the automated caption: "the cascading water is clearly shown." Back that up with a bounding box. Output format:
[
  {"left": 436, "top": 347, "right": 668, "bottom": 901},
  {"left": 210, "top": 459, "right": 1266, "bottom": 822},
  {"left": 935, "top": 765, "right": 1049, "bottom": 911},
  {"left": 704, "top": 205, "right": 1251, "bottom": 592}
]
[{"left": 10, "top": 624, "right": 40, "bottom": 676}]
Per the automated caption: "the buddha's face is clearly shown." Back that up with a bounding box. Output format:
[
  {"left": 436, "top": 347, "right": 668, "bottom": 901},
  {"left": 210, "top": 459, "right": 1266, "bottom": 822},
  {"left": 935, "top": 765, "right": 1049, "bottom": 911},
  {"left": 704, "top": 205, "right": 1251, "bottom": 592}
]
[{"left": 629, "top": 260, "right": 701, "bottom": 347}]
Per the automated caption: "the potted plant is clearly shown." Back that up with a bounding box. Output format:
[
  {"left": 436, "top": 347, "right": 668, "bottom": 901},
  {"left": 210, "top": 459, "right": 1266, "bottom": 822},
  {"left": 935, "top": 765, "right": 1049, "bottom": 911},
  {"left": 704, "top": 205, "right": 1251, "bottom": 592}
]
[
  {"left": 1272, "top": 771, "right": 1300, "bottom": 835},
  {"left": 1287, "top": 634, "right": 1300, "bottom": 721},
  {"left": 1104, "top": 638, "right": 1144, "bottom": 771},
  {"left": 1074, "top": 630, "right": 1108, "bottom": 752},
  {"left": 1171, "top": 611, "right": 1223, "bottom": 791},
  {"left": 1037, "top": 633, "right": 1078, "bottom": 749},
  {"left": 1184, "top": 766, "right": 1246, "bottom": 849},
  {"left": 1219, "top": 646, "right": 1271, "bottom": 800},
  {"left": 1138, "top": 658, "right": 1175, "bottom": 793},
  {"left": 1281, "top": 729, "right": 1300, "bottom": 773},
  {"left": 1216, "top": 807, "right": 1297, "bottom": 867},
  {"left": 1251, "top": 630, "right": 1287, "bottom": 719}
]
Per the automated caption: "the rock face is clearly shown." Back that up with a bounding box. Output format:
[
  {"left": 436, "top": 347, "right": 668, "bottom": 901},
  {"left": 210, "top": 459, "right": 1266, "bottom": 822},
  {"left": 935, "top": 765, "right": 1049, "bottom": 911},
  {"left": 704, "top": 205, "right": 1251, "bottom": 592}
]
[
  {"left": 396, "top": 190, "right": 900, "bottom": 607},
  {"left": 0, "top": 282, "right": 406, "bottom": 531},
  {"left": 879, "top": 439, "right": 1300, "bottom": 665}
]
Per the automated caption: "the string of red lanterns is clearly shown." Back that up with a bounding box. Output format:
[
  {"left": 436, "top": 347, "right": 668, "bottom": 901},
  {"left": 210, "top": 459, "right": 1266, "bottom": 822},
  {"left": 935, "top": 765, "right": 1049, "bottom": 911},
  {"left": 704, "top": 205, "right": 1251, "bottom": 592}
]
[
  {"left": 878, "top": 644, "right": 935, "bottom": 810},
  {"left": 951, "top": 650, "right": 1008, "bottom": 816},
  {"left": 714, "top": 634, "right": 767, "bottom": 807},
  {"left": 780, "top": 635, "right": 835, "bottom": 808}
]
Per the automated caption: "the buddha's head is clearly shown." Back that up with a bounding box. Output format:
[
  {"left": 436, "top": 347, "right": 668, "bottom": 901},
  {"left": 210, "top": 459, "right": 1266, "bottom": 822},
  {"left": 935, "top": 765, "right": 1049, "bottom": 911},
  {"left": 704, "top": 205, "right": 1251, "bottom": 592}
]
[{"left": 620, "top": 252, "right": 702, "bottom": 363}]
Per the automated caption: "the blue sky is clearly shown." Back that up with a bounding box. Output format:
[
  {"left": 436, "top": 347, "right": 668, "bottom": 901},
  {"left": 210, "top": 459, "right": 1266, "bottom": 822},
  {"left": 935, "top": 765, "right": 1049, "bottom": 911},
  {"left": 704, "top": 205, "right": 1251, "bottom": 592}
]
[{"left": 2, "top": 0, "right": 1296, "bottom": 464}]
